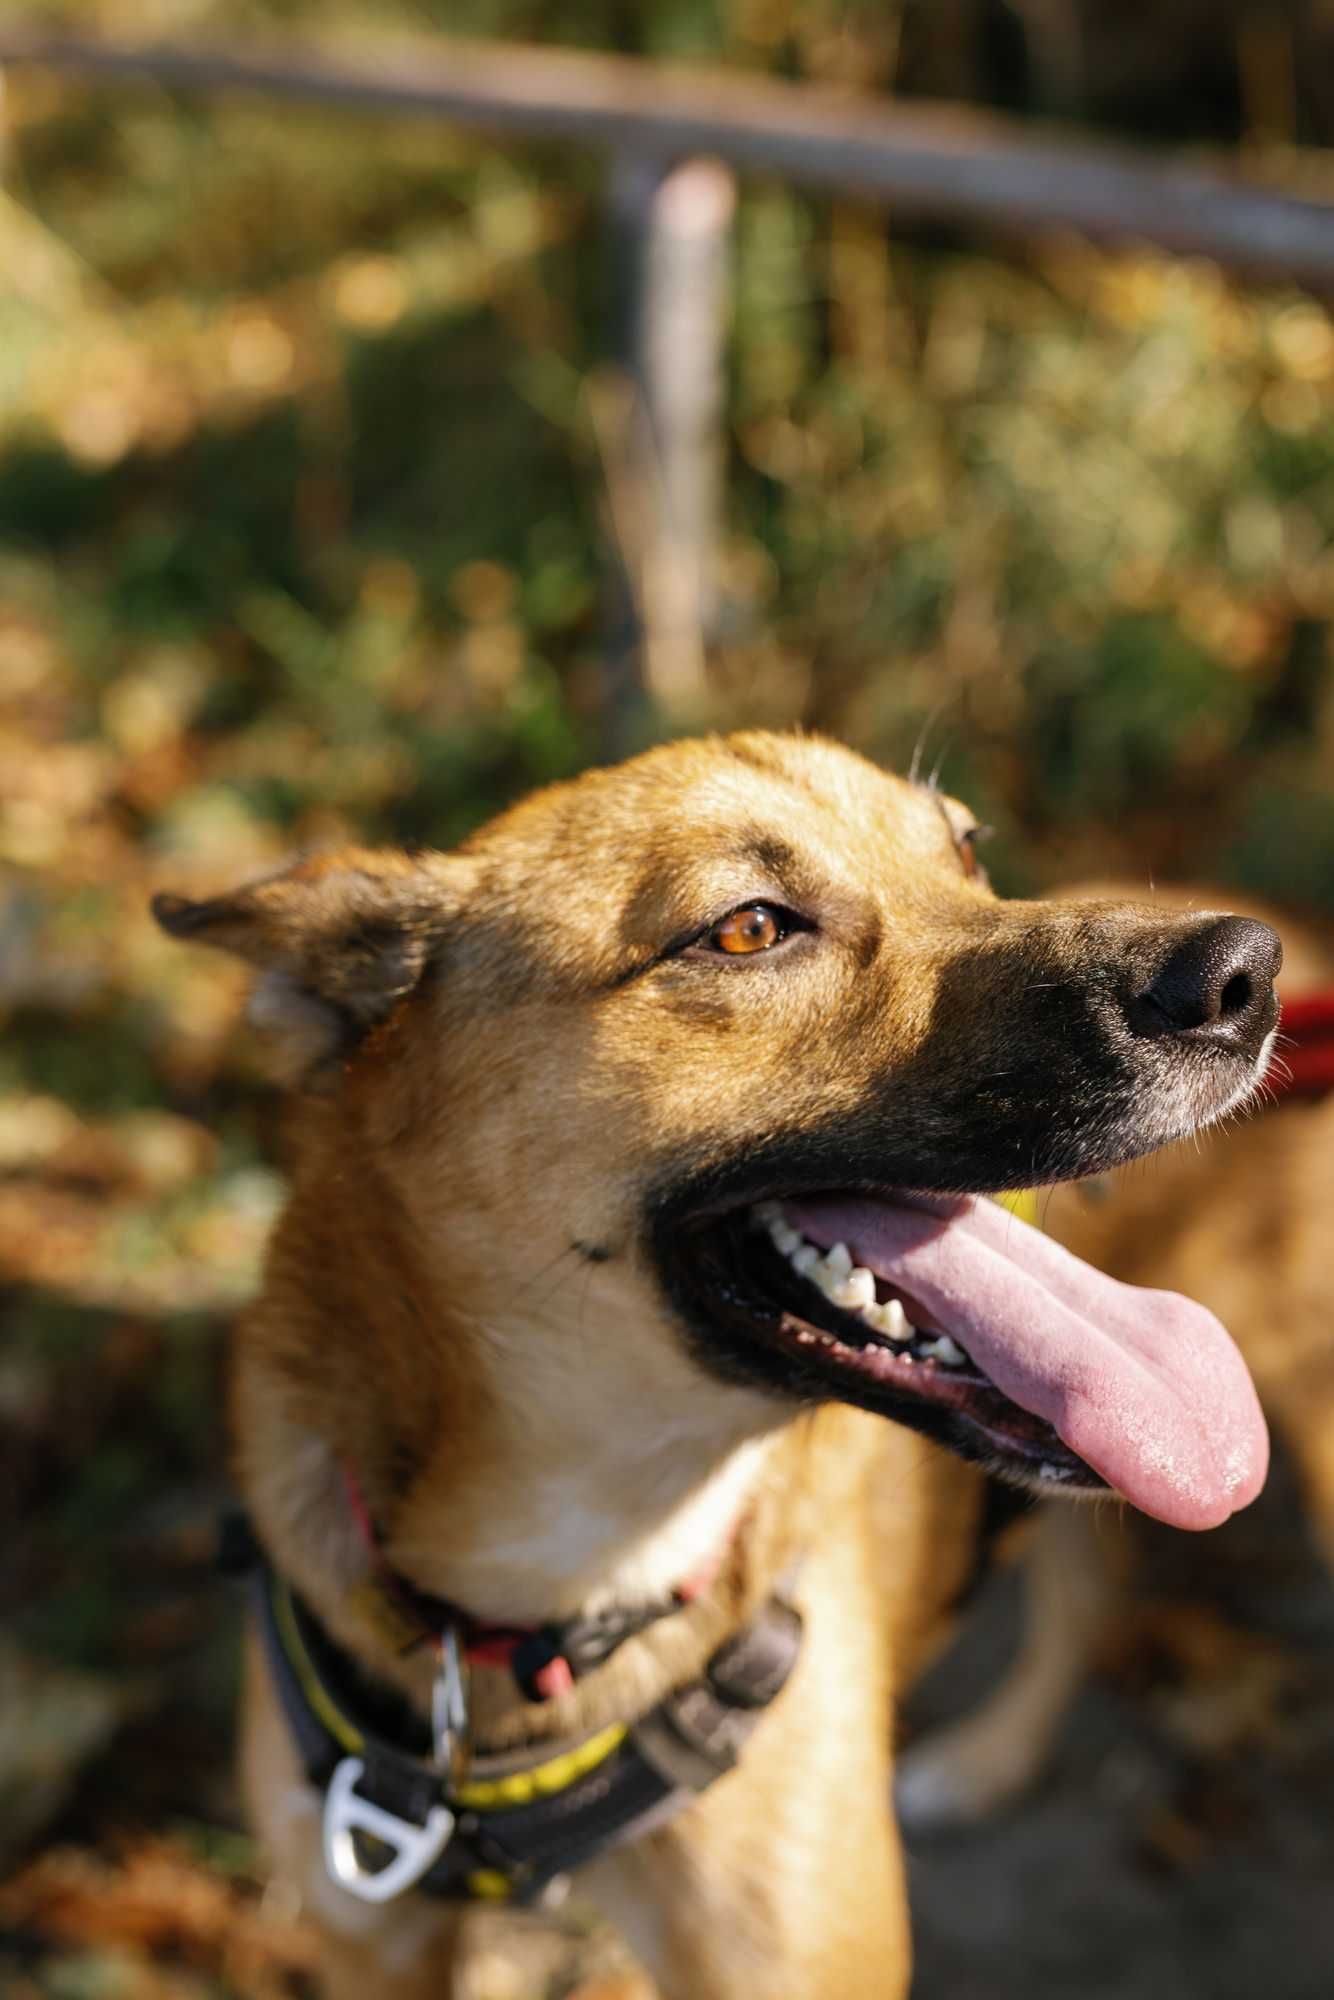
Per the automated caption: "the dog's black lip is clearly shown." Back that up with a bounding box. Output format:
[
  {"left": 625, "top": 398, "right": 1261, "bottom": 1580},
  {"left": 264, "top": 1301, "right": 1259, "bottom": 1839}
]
[{"left": 654, "top": 1189, "right": 1106, "bottom": 1495}]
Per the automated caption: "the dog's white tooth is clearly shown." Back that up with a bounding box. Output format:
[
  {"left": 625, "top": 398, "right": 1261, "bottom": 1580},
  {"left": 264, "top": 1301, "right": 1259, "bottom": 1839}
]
[
  {"left": 926, "top": 1334, "right": 968, "bottom": 1368},
  {"left": 824, "top": 1242, "right": 852, "bottom": 1280},
  {"left": 851, "top": 1265, "right": 877, "bottom": 1305},
  {"left": 879, "top": 1298, "right": 909, "bottom": 1342},
  {"left": 791, "top": 1244, "right": 821, "bottom": 1277},
  {"left": 753, "top": 1200, "right": 782, "bottom": 1224},
  {"left": 771, "top": 1221, "right": 801, "bottom": 1255},
  {"left": 833, "top": 1267, "right": 876, "bottom": 1310}
]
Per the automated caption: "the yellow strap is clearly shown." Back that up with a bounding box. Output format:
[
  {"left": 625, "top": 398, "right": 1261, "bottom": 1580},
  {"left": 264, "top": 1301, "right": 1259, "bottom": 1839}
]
[
  {"left": 453, "top": 1723, "right": 628, "bottom": 1810},
  {"left": 465, "top": 1869, "right": 514, "bottom": 1900},
  {"left": 272, "top": 1579, "right": 365, "bottom": 1755}
]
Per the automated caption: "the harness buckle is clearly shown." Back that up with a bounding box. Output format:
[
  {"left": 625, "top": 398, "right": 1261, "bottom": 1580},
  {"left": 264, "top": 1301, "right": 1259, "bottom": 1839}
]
[
  {"left": 323, "top": 1756, "right": 454, "bottom": 1904},
  {"left": 432, "top": 1623, "right": 472, "bottom": 1787}
]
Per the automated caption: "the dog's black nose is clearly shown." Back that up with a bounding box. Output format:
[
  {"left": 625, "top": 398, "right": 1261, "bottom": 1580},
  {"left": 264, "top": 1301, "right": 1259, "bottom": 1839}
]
[{"left": 1126, "top": 916, "right": 1282, "bottom": 1054}]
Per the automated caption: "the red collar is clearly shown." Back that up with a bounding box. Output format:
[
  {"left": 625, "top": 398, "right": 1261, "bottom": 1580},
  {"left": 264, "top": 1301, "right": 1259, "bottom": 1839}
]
[
  {"left": 1266, "top": 993, "right": 1334, "bottom": 1101},
  {"left": 340, "top": 1460, "right": 721, "bottom": 1703}
]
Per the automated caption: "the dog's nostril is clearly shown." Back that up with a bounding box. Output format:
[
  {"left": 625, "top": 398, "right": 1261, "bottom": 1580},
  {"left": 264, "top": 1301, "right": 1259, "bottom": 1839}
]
[
  {"left": 1219, "top": 970, "right": 1253, "bottom": 1020},
  {"left": 1127, "top": 915, "right": 1281, "bottom": 1048}
]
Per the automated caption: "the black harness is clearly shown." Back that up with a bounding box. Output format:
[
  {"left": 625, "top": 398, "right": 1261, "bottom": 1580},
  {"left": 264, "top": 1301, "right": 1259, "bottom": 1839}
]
[{"left": 239, "top": 1529, "right": 803, "bottom": 1908}]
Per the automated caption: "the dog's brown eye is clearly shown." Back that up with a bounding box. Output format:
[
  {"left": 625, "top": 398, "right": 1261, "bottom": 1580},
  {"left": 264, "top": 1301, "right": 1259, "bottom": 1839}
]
[
  {"left": 710, "top": 905, "right": 784, "bottom": 954},
  {"left": 959, "top": 827, "right": 993, "bottom": 882}
]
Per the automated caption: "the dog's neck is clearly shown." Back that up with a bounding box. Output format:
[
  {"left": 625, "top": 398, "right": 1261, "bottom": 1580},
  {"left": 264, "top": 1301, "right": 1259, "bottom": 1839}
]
[
  {"left": 379, "top": 1271, "right": 789, "bottom": 1627},
  {"left": 238, "top": 1165, "right": 792, "bottom": 1653}
]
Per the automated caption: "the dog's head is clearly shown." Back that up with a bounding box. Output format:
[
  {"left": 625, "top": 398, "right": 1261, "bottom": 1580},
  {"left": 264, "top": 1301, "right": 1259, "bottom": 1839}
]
[{"left": 156, "top": 733, "right": 1276, "bottom": 1531}]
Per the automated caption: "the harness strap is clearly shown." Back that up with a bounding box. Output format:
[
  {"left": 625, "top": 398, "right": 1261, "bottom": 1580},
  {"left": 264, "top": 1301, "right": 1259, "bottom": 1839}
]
[{"left": 247, "top": 1541, "right": 802, "bottom": 1906}]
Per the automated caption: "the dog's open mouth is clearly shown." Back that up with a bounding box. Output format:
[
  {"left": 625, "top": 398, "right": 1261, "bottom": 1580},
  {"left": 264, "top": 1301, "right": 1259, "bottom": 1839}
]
[{"left": 666, "top": 1188, "right": 1268, "bottom": 1531}]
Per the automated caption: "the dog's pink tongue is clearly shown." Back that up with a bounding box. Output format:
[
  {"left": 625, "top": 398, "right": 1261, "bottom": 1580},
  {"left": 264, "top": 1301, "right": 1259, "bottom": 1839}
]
[{"left": 786, "top": 1194, "right": 1267, "bottom": 1530}]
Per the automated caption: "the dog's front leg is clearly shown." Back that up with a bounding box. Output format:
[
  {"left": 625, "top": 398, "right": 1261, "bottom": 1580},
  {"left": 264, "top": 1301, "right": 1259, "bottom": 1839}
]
[{"left": 240, "top": 1632, "right": 469, "bottom": 2000}]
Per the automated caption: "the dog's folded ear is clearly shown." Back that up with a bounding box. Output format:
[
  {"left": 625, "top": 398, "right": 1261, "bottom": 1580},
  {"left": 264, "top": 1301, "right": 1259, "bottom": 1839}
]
[{"left": 152, "top": 848, "right": 464, "bottom": 1073}]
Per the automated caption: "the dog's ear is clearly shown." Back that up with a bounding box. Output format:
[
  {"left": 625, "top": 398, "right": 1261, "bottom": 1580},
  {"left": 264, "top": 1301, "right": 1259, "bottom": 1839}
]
[{"left": 152, "top": 848, "right": 464, "bottom": 1072}]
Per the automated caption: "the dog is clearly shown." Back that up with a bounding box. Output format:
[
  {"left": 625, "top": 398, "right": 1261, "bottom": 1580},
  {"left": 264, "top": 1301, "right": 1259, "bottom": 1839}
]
[
  {"left": 898, "top": 883, "right": 1334, "bottom": 1831},
  {"left": 153, "top": 734, "right": 1281, "bottom": 2000}
]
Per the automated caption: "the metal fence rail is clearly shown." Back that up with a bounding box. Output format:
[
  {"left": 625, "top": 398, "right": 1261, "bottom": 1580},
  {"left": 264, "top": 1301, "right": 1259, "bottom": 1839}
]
[{"left": 4, "top": 31, "right": 1334, "bottom": 284}]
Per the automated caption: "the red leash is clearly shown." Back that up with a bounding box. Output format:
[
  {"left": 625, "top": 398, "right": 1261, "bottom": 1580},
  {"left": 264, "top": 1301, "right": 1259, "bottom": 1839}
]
[{"left": 1266, "top": 992, "right": 1334, "bottom": 1101}]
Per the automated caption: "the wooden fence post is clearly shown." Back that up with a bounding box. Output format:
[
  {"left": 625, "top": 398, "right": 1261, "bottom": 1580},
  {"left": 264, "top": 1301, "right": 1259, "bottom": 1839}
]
[{"left": 598, "top": 151, "right": 735, "bottom": 759}]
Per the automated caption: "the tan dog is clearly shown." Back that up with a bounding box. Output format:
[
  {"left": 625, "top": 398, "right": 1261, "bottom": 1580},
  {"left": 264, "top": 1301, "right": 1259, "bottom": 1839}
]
[
  {"left": 898, "top": 885, "right": 1334, "bottom": 1830},
  {"left": 155, "top": 736, "right": 1281, "bottom": 2000}
]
